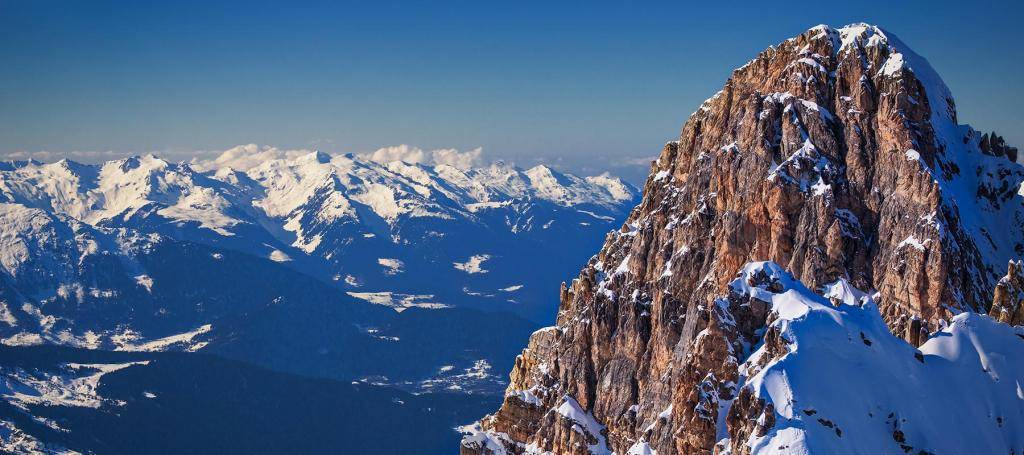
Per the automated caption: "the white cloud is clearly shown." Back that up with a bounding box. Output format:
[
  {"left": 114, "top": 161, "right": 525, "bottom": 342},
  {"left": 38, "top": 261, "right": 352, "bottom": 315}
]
[
  {"left": 360, "top": 145, "right": 427, "bottom": 165},
  {"left": 2, "top": 143, "right": 486, "bottom": 172},
  {"left": 358, "top": 145, "right": 483, "bottom": 170},
  {"left": 431, "top": 147, "right": 482, "bottom": 169},
  {"left": 190, "top": 144, "right": 313, "bottom": 172}
]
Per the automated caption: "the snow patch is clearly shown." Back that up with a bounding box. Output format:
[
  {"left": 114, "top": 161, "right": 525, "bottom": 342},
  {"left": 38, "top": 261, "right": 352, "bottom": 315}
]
[
  {"left": 454, "top": 254, "right": 491, "bottom": 274},
  {"left": 377, "top": 258, "right": 404, "bottom": 275},
  {"left": 134, "top": 274, "right": 153, "bottom": 293},
  {"left": 116, "top": 324, "right": 211, "bottom": 352},
  {"left": 556, "top": 395, "right": 611, "bottom": 454},
  {"left": 268, "top": 250, "right": 291, "bottom": 262},
  {"left": 346, "top": 291, "right": 449, "bottom": 312}
]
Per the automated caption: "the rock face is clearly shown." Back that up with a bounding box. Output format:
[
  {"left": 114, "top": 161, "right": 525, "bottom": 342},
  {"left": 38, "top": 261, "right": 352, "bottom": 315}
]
[
  {"left": 990, "top": 260, "right": 1024, "bottom": 325},
  {"left": 463, "top": 23, "right": 1024, "bottom": 454}
]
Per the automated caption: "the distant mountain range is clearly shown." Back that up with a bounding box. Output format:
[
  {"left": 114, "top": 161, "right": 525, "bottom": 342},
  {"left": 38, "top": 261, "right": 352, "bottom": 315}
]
[{"left": 0, "top": 151, "right": 639, "bottom": 453}]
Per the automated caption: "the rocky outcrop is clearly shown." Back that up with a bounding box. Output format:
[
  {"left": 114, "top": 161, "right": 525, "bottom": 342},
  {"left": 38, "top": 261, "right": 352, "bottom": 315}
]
[
  {"left": 980, "top": 132, "right": 1019, "bottom": 163},
  {"left": 989, "top": 260, "right": 1024, "bottom": 325},
  {"left": 464, "top": 23, "right": 1024, "bottom": 454}
]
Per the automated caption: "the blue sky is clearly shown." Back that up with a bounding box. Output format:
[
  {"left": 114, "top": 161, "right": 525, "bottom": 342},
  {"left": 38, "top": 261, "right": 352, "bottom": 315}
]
[{"left": 1, "top": 0, "right": 1021, "bottom": 182}]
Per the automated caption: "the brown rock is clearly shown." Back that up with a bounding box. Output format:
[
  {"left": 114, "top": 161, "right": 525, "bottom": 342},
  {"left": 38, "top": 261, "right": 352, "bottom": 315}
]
[
  {"left": 989, "top": 260, "right": 1024, "bottom": 325},
  {"left": 464, "top": 24, "right": 1023, "bottom": 455}
]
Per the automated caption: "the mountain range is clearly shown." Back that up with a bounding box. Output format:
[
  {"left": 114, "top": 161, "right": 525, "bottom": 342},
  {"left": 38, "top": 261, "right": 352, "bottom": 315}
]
[{"left": 0, "top": 151, "right": 639, "bottom": 453}]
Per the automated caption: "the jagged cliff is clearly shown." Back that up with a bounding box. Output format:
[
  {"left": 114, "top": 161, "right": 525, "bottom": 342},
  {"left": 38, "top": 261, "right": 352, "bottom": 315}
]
[
  {"left": 462, "top": 23, "right": 1024, "bottom": 454},
  {"left": 990, "top": 260, "right": 1024, "bottom": 325}
]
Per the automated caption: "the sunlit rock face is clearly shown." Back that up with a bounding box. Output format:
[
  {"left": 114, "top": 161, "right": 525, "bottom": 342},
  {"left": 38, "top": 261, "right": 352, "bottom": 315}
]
[{"left": 463, "top": 23, "right": 1024, "bottom": 455}]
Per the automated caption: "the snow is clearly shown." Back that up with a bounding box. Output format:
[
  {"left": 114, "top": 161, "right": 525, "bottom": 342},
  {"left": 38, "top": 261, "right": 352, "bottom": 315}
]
[
  {"left": 134, "top": 274, "right": 153, "bottom": 293},
  {"left": 614, "top": 255, "right": 632, "bottom": 275},
  {"left": 116, "top": 324, "right": 211, "bottom": 352},
  {"left": 268, "top": 249, "right": 292, "bottom": 262},
  {"left": 0, "top": 204, "right": 65, "bottom": 277},
  {"left": 765, "top": 133, "right": 836, "bottom": 195},
  {"left": 0, "top": 148, "right": 639, "bottom": 362},
  {"left": 458, "top": 423, "right": 512, "bottom": 455},
  {"left": 0, "top": 361, "right": 148, "bottom": 409},
  {"left": 0, "top": 420, "right": 80, "bottom": 455},
  {"left": 896, "top": 235, "right": 928, "bottom": 251},
  {"left": 511, "top": 165, "right": 637, "bottom": 209},
  {"left": 626, "top": 441, "right": 657, "bottom": 455},
  {"left": 0, "top": 301, "right": 16, "bottom": 327},
  {"left": 454, "top": 254, "right": 491, "bottom": 274},
  {"left": 507, "top": 388, "right": 544, "bottom": 407},
  {"left": 466, "top": 201, "right": 510, "bottom": 212},
  {"left": 795, "top": 57, "right": 827, "bottom": 74},
  {"left": 0, "top": 152, "right": 638, "bottom": 276},
  {"left": 578, "top": 210, "right": 615, "bottom": 221},
  {"left": 585, "top": 173, "right": 636, "bottom": 203},
  {"left": 0, "top": 155, "right": 248, "bottom": 236},
  {"left": 834, "top": 23, "right": 955, "bottom": 126},
  {"left": 351, "top": 183, "right": 404, "bottom": 220},
  {"left": 377, "top": 258, "right": 404, "bottom": 275},
  {"left": 879, "top": 52, "right": 906, "bottom": 76},
  {"left": 725, "top": 261, "right": 1024, "bottom": 455},
  {"left": 155, "top": 186, "right": 241, "bottom": 236},
  {"left": 556, "top": 395, "right": 611, "bottom": 455},
  {"left": 417, "top": 359, "right": 501, "bottom": 394},
  {"left": 820, "top": 278, "right": 867, "bottom": 307},
  {"left": 1, "top": 332, "right": 43, "bottom": 346},
  {"left": 346, "top": 291, "right": 450, "bottom": 312}
]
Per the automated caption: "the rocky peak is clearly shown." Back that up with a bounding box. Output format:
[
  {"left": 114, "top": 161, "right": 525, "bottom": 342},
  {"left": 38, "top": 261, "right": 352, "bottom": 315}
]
[
  {"left": 989, "top": 260, "right": 1024, "bottom": 325},
  {"left": 980, "top": 132, "right": 1019, "bottom": 163},
  {"left": 463, "top": 23, "right": 1023, "bottom": 455},
  {"left": 299, "top": 149, "right": 333, "bottom": 164}
]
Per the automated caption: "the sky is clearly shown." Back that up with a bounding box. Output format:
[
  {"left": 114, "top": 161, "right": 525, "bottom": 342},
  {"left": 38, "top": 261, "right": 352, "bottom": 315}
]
[{"left": 2, "top": 0, "right": 1022, "bottom": 183}]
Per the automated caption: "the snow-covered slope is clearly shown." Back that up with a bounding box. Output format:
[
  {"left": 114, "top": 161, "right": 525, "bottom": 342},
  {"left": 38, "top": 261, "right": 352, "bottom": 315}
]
[
  {"left": 465, "top": 262, "right": 1024, "bottom": 455},
  {"left": 722, "top": 262, "right": 1024, "bottom": 454}
]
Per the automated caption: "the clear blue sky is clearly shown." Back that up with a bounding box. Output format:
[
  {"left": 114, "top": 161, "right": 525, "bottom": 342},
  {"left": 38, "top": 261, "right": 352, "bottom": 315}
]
[{"left": 1, "top": 0, "right": 1021, "bottom": 181}]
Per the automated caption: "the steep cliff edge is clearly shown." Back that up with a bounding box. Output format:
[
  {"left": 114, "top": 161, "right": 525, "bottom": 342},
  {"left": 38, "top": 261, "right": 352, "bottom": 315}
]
[{"left": 462, "top": 23, "right": 1024, "bottom": 454}]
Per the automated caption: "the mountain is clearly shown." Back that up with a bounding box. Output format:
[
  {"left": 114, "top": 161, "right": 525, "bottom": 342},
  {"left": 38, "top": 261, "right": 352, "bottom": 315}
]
[
  {"left": 463, "top": 24, "right": 1024, "bottom": 454},
  {"left": 0, "top": 151, "right": 638, "bottom": 452},
  {"left": 0, "top": 152, "right": 637, "bottom": 326},
  {"left": 0, "top": 153, "right": 636, "bottom": 356}
]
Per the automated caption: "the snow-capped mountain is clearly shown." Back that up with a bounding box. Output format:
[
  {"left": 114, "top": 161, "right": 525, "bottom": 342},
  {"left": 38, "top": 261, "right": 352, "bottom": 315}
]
[
  {"left": 0, "top": 151, "right": 635, "bottom": 333},
  {"left": 465, "top": 23, "right": 1024, "bottom": 454},
  {"left": 0, "top": 151, "right": 636, "bottom": 397},
  {"left": 0, "top": 148, "right": 638, "bottom": 453}
]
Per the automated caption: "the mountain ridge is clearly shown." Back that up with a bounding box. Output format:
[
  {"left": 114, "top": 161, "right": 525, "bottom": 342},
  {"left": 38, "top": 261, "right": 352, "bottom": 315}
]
[
  {"left": 0, "top": 151, "right": 639, "bottom": 328},
  {"left": 463, "top": 22, "right": 1024, "bottom": 455}
]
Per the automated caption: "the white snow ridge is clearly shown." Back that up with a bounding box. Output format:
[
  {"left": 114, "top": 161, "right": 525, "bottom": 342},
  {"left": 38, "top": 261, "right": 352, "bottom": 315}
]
[{"left": 723, "top": 262, "right": 1024, "bottom": 454}]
